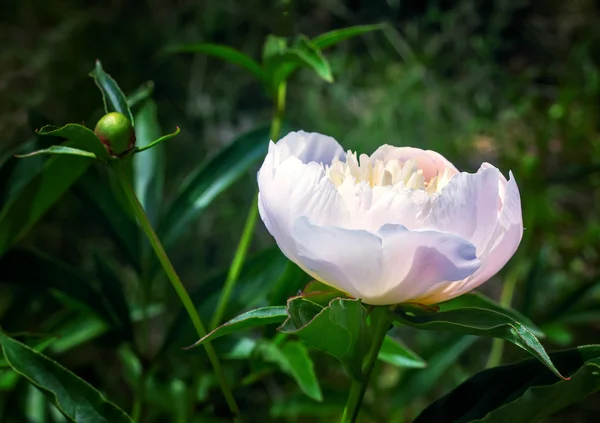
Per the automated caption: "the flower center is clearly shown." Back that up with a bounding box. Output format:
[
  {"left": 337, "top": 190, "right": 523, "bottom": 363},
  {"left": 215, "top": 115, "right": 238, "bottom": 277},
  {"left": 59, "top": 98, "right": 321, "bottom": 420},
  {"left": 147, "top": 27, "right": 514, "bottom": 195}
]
[{"left": 325, "top": 151, "right": 454, "bottom": 194}]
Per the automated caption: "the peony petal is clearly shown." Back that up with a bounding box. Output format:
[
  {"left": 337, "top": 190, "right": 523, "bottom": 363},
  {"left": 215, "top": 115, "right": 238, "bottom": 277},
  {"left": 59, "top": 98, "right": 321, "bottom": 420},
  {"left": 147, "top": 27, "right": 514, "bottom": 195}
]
[
  {"left": 275, "top": 131, "right": 345, "bottom": 165},
  {"left": 291, "top": 217, "right": 384, "bottom": 300},
  {"left": 415, "top": 171, "right": 523, "bottom": 304},
  {"left": 423, "top": 166, "right": 500, "bottom": 253},
  {"left": 258, "top": 158, "right": 349, "bottom": 260},
  {"left": 370, "top": 145, "right": 458, "bottom": 181},
  {"left": 372, "top": 225, "right": 480, "bottom": 305}
]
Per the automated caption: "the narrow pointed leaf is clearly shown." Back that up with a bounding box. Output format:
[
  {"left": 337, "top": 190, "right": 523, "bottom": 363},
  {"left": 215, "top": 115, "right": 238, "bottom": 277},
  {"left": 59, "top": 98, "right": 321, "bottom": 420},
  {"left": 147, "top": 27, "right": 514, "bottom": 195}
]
[
  {"left": 290, "top": 36, "right": 333, "bottom": 82},
  {"left": 0, "top": 332, "right": 133, "bottom": 423},
  {"left": 135, "top": 127, "right": 180, "bottom": 153},
  {"left": 394, "top": 307, "right": 565, "bottom": 379},
  {"left": 36, "top": 124, "right": 110, "bottom": 160},
  {"left": 169, "top": 43, "right": 263, "bottom": 80},
  {"left": 379, "top": 335, "right": 426, "bottom": 369},
  {"left": 0, "top": 145, "right": 91, "bottom": 254},
  {"left": 438, "top": 293, "right": 544, "bottom": 337},
  {"left": 312, "top": 24, "right": 385, "bottom": 49},
  {"left": 159, "top": 125, "right": 273, "bottom": 247},
  {"left": 188, "top": 306, "right": 287, "bottom": 348},
  {"left": 15, "top": 145, "right": 98, "bottom": 160},
  {"left": 258, "top": 341, "right": 322, "bottom": 402},
  {"left": 133, "top": 99, "right": 165, "bottom": 226},
  {"left": 89, "top": 60, "right": 134, "bottom": 124},
  {"left": 415, "top": 345, "right": 600, "bottom": 423}
]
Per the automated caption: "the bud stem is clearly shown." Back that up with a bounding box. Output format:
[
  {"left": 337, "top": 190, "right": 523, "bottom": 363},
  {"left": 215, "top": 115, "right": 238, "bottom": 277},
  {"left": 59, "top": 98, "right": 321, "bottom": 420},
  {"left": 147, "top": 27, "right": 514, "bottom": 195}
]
[
  {"left": 341, "top": 306, "right": 393, "bottom": 423},
  {"left": 112, "top": 165, "right": 240, "bottom": 421}
]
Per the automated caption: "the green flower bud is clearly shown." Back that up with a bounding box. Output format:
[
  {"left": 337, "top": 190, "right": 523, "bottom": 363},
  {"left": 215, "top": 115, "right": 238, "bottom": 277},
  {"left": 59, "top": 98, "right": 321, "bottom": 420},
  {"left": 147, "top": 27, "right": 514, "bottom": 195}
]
[{"left": 94, "top": 112, "right": 135, "bottom": 156}]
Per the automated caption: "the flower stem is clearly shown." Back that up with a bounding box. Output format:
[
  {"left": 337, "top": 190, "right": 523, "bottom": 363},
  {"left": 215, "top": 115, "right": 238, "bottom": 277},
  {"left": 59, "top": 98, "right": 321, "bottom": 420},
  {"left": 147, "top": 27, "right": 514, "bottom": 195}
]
[
  {"left": 209, "top": 81, "right": 287, "bottom": 329},
  {"left": 341, "top": 306, "right": 392, "bottom": 423},
  {"left": 113, "top": 166, "right": 240, "bottom": 421},
  {"left": 210, "top": 194, "right": 259, "bottom": 329}
]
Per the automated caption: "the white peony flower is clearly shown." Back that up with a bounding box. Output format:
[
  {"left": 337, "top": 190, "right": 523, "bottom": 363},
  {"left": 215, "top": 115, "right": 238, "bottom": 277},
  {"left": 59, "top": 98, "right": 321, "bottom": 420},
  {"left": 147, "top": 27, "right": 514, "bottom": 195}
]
[{"left": 257, "top": 131, "right": 523, "bottom": 305}]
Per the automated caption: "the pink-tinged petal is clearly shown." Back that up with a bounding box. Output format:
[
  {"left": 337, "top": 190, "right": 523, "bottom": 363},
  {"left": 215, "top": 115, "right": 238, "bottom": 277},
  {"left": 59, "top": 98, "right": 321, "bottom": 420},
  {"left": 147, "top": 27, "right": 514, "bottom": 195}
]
[
  {"left": 275, "top": 131, "right": 345, "bottom": 165},
  {"left": 291, "top": 217, "right": 384, "bottom": 300},
  {"left": 258, "top": 157, "right": 349, "bottom": 260},
  {"left": 372, "top": 225, "right": 480, "bottom": 305},
  {"left": 366, "top": 185, "right": 431, "bottom": 231},
  {"left": 423, "top": 166, "right": 500, "bottom": 253},
  {"left": 415, "top": 172, "right": 523, "bottom": 304},
  {"left": 370, "top": 145, "right": 458, "bottom": 181}
]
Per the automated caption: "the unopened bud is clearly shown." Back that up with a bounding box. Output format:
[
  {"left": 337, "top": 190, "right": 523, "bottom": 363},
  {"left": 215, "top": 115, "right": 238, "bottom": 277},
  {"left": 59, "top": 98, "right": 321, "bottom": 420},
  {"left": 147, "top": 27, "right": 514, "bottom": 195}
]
[{"left": 94, "top": 112, "right": 135, "bottom": 156}]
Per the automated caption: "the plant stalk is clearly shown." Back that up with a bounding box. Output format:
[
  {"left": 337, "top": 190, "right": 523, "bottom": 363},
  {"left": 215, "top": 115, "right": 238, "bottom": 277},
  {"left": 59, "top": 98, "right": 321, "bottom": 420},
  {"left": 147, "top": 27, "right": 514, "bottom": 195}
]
[
  {"left": 113, "top": 166, "right": 240, "bottom": 421},
  {"left": 209, "top": 81, "right": 287, "bottom": 329},
  {"left": 341, "top": 306, "right": 392, "bottom": 423}
]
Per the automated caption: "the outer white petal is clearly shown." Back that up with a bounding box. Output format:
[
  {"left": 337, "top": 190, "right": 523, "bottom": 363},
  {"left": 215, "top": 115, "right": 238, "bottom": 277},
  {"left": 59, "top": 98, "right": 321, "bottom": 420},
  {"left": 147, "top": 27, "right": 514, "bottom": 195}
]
[
  {"left": 272, "top": 130, "right": 345, "bottom": 165},
  {"left": 374, "top": 225, "right": 480, "bottom": 304},
  {"left": 258, "top": 158, "right": 349, "bottom": 260},
  {"left": 289, "top": 218, "right": 480, "bottom": 306},
  {"left": 415, "top": 171, "right": 523, "bottom": 304},
  {"left": 422, "top": 165, "right": 500, "bottom": 253},
  {"left": 291, "top": 216, "right": 383, "bottom": 300},
  {"left": 257, "top": 131, "right": 348, "bottom": 261}
]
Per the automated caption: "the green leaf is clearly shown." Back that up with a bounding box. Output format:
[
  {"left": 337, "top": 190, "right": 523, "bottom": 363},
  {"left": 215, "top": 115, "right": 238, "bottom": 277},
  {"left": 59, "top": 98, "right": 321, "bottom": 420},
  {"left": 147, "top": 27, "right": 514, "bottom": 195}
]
[
  {"left": 312, "top": 24, "right": 385, "bottom": 49},
  {"left": 394, "top": 306, "right": 565, "bottom": 379},
  {"left": 378, "top": 335, "right": 426, "bottom": 369},
  {"left": 159, "top": 125, "right": 273, "bottom": 247},
  {"left": 135, "top": 127, "right": 180, "bottom": 153},
  {"left": 291, "top": 36, "right": 333, "bottom": 82},
  {"left": 188, "top": 306, "right": 288, "bottom": 348},
  {"left": 0, "top": 130, "right": 102, "bottom": 253},
  {"left": 264, "top": 36, "right": 333, "bottom": 90},
  {"left": 258, "top": 341, "right": 322, "bottom": 402},
  {"left": 89, "top": 60, "right": 134, "bottom": 125},
  {"left": 438, "top": 292, "right": 544, "bottom": 337},
  {"left": 169, "top": 43, "right": 263, "bottom": 80},
  {"left": 415, "top": 345, "right": 600, "bottom": 423},
  {"left": 133, "top": 99, "right": 165, "bottom": 226},
  {"left": 0, "top": 332, "right": 133, "bottom": 423},
  {"left": 15, "top": 145, "right": 99, "bottom": 160},
  {"left": 45, "top": 313, "right": 109, "bottom": 354},
  {"left": 36, "top": 123, "right": 110, "bottom": 160},
  {"left": 279, "top": 298, "right": 368, "bottom": 380},
  {"left": 94, "top": 254, "right": 133, "bottom": 342},
  {"left": 126, "top": 81, "right": 154, "bottom": 109}
]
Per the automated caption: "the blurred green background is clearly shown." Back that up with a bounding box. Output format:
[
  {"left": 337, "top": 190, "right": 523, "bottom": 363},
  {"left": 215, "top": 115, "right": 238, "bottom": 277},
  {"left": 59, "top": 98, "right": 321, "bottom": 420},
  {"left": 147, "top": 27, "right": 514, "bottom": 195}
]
[{"left": 1, "top": 0, "right": 600, "bottom": 422}]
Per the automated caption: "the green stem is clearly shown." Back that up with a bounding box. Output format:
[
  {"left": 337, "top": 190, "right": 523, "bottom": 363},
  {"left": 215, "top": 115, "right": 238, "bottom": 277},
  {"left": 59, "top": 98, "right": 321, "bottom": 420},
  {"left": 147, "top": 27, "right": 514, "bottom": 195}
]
[
  {"left": 113, "top": 166, "right": 240, "bottom": 421},
  {"left": 209, "top": 82, "right": 287, "bottom": 329},
  {"left": 210, "top": 194, "right": 259, "bottom": 329},
  {"left": 341, "top": 306, "right": 392, "bottom": 423},
  {"left": 486, "top": 270, "right": 518, "bottom": 368}
]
